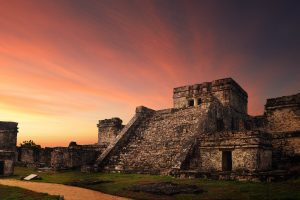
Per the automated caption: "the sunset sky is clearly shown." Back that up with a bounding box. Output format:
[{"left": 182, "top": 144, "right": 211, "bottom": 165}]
[{"left": 0, "top": 0, "right": 299, "bottom": 147}]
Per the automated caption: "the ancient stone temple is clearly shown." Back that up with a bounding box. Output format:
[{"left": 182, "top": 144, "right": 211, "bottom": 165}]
[
  {"left": 95, "top": 78, "right": 300, "bottom": 180},
  {"left": 0, "top": 122, "right": 18, "bottom": 176}
]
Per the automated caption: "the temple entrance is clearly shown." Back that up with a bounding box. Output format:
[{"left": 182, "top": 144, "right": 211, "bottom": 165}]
[
  {"left": 0, "top": 161, "right": 4, "bottom": 175},
  {"left": 222, "top": 151, "right": 232, "bottom": 171}
]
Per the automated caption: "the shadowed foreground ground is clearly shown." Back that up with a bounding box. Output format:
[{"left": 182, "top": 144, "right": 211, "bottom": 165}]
[
  {"left": 4, "top": 167, "right": 300, "bottom": 200},
  {"left": 0, "top": 179, "right": 129, "bottom": 200},
  {"left": 0, "top": 184, "right": 59, "bottom": 200}
]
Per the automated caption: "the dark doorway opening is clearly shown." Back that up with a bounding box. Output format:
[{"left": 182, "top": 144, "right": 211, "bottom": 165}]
[
  {"left": 188, "top": 99, "right": 194, "bottom": 107},
  {"left": 197, "top": 98, "right": 202, "bottom": 106},
  {"left": 0, "top": 161, "right": 4, "bottom": 175},
  {"left": 222, "top": 151, "right": 232, "bottom": 171}
]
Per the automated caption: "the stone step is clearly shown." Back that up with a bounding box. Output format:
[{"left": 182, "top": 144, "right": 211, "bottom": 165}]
[{"left": 104, "top": 108, "right": 206, "bottom": 173}]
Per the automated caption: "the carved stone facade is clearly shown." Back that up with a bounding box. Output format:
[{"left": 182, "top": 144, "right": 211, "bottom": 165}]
[
  {"left": 95, "top": 78, "right": 299, "bottom": 180},
  {"left": 0, "top": 122, "right": 18, "bottom": 176}
]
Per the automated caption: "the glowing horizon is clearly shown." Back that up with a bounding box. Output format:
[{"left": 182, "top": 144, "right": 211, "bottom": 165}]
[{"left": 0, "top": 0, "right": 299, "bottom": 147}]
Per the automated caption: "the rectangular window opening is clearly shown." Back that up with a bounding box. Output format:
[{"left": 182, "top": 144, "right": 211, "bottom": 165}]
[{"left": 188, "top": 99, "right": 194, "bottom": 107}]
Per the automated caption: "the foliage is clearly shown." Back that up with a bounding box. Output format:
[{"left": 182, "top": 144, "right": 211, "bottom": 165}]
[{"left": 20, "top": 140, "right": 41, "bottom": 149}]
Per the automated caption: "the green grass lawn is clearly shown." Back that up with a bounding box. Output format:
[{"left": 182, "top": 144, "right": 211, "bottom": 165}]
[
  {"left": 9, "top": 166, "right": 300, "bottom": 200},
  {"left": 0, "top": 184, "right": 59, "bottom": 200}
]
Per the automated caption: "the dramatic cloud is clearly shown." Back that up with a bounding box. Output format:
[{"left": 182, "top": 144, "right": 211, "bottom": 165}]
[{"left": 0, "top": 0, "right": 299, "bottom": 146}]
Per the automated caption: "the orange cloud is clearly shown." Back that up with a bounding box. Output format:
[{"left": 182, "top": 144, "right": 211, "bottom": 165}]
[{"left": 0, "top": 0, "right": 299, "bottom": 147}]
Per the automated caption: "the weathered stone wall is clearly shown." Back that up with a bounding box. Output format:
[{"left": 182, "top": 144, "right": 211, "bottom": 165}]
[
  {"left": 264, "top": 93, "right": 300, "bottom": 170},
  {"left": 188, "top": 131, "right": 272, "bottom": 172},
  {"left": 258, "top": 148, "right": 273, "bottom": 170},
  {"left": 198, "top": 149, "right": 222, "bottom": 171},
  {"left": 97, "top": 118, "right": 123, "bottom": 146},
  {"left": 39, "top": 147, "right": 53, "bottom": 165},
  {"left": 0, "top": 122, "right": 18, "bottom": 152},
  {"left": 17, "top": 143, "right": 105, "bottom": 170},
  {"left": 0, "top": 151, "right": 15, "bottom": 175},
  {"left": 0, "top": 122, "right": 18, "bottom": 176},
  {"left": 51, "top": 144, "right": 103, "bottom": 170},
  {"left": 17, "top": 147, "right": 53, "bottom": 166},
  {"left": 271, "top": 131, "right": 300, "bottom": 170},
  {"left": 173, "top": 78, "right": 248, "bottom": 114},
  {"left": 18, "top": 147, "right": 39, "bottom": 164},
  {"left": 265, "top": 93, "right": 300, "bottom": 132}
]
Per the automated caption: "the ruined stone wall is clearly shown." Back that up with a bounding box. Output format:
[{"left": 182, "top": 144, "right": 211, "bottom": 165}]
[
  {"left": 264, "top": 93, "right": 300, "bottom": 170},
  {"left": 265, "top": 93, "right": 300, "bottom": 132},
  {"left": 189, "top": 131, "right": 272, "bottom": 172},
  {"left": 271, "top": 131, "right": 300, "bottom": 170},
  {"left": 0, "top": 122, "right": 18, "bottom": 152},
  {"left": 0, "top": 122, "right": 18, "bottom": 176},
  {"left": 97, "top": 118, "right": 123, "bottom": 146},
  {"left": 18, "top": 147, "right": 39, "bottom": 164},
  {"left": 211, "top": 78, "right": 248, "bottom": 114},
  {"left": 17, "top": 147, "right": 53, "bottom": 166},
  {"left": 17, "top": 143, "right": 104, "bottom": 170},
  {"left": 39, "top": 147, "right": 53, "bottom": 165},
  {"left": 51, "top": 144, "right": 103, "bottom": 170},
  {"left": 258, "top": 148, "right": 273, "bottom": 170},
  {"left": 194, "top": 148, "right": 260, "bottom": 172},
  {"left": 0, "top": 152, "right": 14, "bottom": 175}
]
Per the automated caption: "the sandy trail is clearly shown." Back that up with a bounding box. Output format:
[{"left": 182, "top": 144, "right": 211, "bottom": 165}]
[{"left": 0, "top": 179, "right": 130, "bottom": 200}]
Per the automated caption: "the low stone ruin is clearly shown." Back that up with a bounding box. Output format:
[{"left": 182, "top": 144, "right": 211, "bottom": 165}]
[{"left": 17, "top": 142, "right": 107, "bottom": 170}]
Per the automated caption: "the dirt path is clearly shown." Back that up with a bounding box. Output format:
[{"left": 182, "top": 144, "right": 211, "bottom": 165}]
[{"left": 0, "top": 179, "right": 130, "bottom": 200}]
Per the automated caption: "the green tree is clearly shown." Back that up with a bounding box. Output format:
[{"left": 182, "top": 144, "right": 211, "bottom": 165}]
[{"left": 20, "top": 140, "right": 41, "bottom": 149}]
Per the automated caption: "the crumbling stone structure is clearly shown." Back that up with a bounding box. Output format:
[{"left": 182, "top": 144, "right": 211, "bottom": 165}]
[
  {"left": 265, "top": 94, "right": 300, "bottom": 171},
  {"left": 17, "top": 142, "right": 105, "bottom": 170},
  {"left": 97, "top": 118, "right": 124, "bottom": 146},
  {"left": 95, "top": 78, "right": 299, "bottom": 180},
  {"left": 17, "top": 147, "right": 52, "bottom": 167},
  {"left": 0, "top": 122, "right": 18, "bottom": 176},
  {"left": 50, "top": 143, "right": 103, "bottom": 170}
]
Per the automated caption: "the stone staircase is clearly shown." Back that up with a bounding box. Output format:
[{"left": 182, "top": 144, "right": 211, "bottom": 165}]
[
  {"left": 102, "top": 107, "right": 207, "bottom": 174},
  {"left": 94, "top": 106, "right": 154, "bottom": 169}
]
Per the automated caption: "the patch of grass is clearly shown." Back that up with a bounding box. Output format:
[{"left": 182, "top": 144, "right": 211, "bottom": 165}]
[
  {"left": 0, "top": 184, "right": 59, "bottom": 200},
  {"left": 13, "top": 166, "right": 300, "bottom": 200}
]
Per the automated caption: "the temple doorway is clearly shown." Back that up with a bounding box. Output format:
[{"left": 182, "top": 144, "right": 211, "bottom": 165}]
[{"left": 222, "top": 151, "right": 232, "bottom": 171}]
